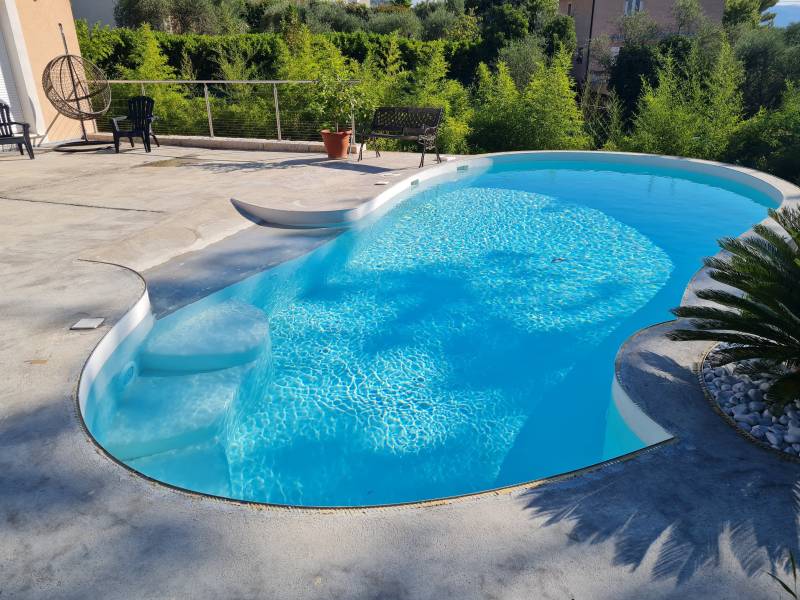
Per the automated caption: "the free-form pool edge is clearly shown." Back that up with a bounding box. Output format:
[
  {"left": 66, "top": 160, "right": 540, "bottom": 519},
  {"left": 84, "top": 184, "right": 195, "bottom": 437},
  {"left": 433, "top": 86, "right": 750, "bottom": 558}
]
[
  {"left": 76, "top": 151, "right": 800, "bottom": 510},
  {"left": 230, "top": 150, "right": 798, "bottom": 229}
]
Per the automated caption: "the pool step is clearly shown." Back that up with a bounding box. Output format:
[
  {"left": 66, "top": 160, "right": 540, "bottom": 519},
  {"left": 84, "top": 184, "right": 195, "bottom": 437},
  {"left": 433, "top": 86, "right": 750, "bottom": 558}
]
[
  {"left": 127, "top": 439, "right": 232, "bottom": 498},
  {"left": 100, "top": 367, "right": 243, "bottom": 461},
  {"left": 139, "top": 301, "right": 270, "bottom": 373}
]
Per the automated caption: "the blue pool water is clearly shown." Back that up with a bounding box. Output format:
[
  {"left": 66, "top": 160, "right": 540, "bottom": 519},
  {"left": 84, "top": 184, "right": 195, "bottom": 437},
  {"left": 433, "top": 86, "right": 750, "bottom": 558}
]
[{"left": 85, "top": 157, "right": 773, "bottom": 506}]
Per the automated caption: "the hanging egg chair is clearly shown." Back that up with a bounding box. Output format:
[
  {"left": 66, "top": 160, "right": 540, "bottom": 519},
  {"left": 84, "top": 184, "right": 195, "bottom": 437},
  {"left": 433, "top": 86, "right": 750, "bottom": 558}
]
[{"left": 42, "top": 24, "right": 112, "bottom": 151}]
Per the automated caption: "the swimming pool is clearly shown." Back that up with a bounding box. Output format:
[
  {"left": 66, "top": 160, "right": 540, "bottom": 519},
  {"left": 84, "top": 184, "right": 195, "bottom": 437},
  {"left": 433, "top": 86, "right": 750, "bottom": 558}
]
[{"left": 81, "top": 152, "right": 778, "bottom": 507}]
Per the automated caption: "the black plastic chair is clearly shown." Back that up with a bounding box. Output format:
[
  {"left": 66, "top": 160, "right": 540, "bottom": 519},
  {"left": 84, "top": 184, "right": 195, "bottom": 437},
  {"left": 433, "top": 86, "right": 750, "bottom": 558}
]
[
  {"left": 110, "top": 96, "right": 160, "bottom": 153},
  {"left": 0, "top": 101, "right": 34, "bottom": 159}
]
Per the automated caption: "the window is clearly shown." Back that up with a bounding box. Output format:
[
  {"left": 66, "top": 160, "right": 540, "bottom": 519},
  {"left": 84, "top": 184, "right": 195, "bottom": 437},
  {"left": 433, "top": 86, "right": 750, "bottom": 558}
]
[
  {"left": 623, "top": 0, "right": 643, "bottom": 15},
  {"left": 567, "top": 2, "right": 572, "bottom": 16}
]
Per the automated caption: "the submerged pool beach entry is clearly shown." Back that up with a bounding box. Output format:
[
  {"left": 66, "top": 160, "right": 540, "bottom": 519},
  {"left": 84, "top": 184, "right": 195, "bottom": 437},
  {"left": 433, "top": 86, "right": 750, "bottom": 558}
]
[{"left": 84, "top": 154, "right": 773, "bottom": 506}]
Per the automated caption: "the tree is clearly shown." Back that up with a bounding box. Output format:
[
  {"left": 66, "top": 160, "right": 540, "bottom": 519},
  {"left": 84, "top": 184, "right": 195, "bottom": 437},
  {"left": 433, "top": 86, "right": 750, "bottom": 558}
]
[
  {"left": 735, "top": 26, "right": 800, "bottom": 115},
  {"left": 497, "top": 34, "right": 544, "bottom": 89},
  {"left": 483, "top": 4, "right": 529, "bottom": 54},
  {"left": 724, "top": 0, "right": 779, "bottom": 28},
  {"left": 726, "top": 84, "right": 800, "bottom": 184},
  {"left": 541, "top": 15, "right": 576, "bottom": 57},
  {"left": 170, "top": 0, "right": 217, "bottom": 34},
  {"left": 117, "top": 24, "right": 175, "bottom": 80},
  {"left": 409, "top": 48, "right": 473, "bottom": 153},
  {"left": 608, "top": 43, "right": 662, "bottom": 122},
  {"left": 368, "top": 10, "right": 423, "bottom": 38},
  {"left": 519, "top": 0, "right": 558, "bottom": 31},
  {"left": 306, "top": 1, "right": 365, "bottom": 34},
  {"left": 420, "top": 6, "right": 459, "bottom": 41},
  {"left": 445, "top": 9, "right": 480, "bottom": 43},
  {"left": 519, "top": 49, "right": 588, "bottom": 149},
  {"left": 619, "top": 10, "right": 661, "bottom": 46},
  {"left": 75, "top": 20, "right": 119, "bottom": 65},
  {"left": 469, "top": 61, "right": 522, "bottom": 150},
  {"left": 699, "top": 42, "right": 744, "bottom": 159},
  {"left": 114, "top": 0, "right": 170, "bottom": 29},
  {"left": 213, "top": 0, "right": 248, "bottom": 34},
  {"left": 625, "top": 43, "right": 743, "bottom": 160},
  {"left": 672, "top": 0, "right": 703, "bottom": 34}
]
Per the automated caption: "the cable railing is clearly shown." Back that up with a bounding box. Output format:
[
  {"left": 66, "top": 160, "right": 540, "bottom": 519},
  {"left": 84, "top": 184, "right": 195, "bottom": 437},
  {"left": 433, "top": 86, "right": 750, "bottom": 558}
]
[{"left": 101, "top": 79, "right": 359, "bottom": 143}]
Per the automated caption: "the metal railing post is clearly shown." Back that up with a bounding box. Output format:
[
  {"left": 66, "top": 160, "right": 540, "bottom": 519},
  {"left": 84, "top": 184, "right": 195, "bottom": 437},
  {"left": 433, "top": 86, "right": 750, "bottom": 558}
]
[
  {"left": 348, "top": 80, "right": 359, "bottom": 159},
  {"left": 350, "top": 107, "right": 356, "bottom": 160},
  {"left": 203, "top": 83, "right": 214, "bottom": 137},
  {"left": 273, "top": 84, "right": 282, "bottom": 141},
  {"left": 105, "top": 79, "right": 362, "bottom": 142}
]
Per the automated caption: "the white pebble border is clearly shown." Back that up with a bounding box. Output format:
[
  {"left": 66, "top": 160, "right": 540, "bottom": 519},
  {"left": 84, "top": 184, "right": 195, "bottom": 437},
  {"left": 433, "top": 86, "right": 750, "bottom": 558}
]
[{"left": 701, "top": 344, "right": 800, "bottom": 460}]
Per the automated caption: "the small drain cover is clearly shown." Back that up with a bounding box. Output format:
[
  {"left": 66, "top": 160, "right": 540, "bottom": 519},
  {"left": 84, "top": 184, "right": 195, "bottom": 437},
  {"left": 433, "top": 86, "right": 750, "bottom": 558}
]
[{"left": 71, "top": 318, "right": 105, "bottom": 330}]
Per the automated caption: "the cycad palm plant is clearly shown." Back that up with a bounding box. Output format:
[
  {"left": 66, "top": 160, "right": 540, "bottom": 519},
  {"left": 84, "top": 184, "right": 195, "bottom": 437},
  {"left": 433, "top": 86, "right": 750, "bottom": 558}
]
[{"left": 668, "top": 206, "right": 800, "bottom": 409}]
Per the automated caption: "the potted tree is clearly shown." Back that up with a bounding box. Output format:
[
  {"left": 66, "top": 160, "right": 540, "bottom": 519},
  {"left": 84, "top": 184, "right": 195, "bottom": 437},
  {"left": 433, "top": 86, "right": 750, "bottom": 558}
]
[{"left": 314, "top": 71, "right": 359, "bottom": 159}]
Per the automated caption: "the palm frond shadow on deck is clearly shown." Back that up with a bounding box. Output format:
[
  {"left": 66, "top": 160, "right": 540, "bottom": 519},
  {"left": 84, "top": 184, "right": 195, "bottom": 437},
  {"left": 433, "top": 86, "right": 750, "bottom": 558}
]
[{"left": 520, "top": 324, "right": 800, "bottom": 585}]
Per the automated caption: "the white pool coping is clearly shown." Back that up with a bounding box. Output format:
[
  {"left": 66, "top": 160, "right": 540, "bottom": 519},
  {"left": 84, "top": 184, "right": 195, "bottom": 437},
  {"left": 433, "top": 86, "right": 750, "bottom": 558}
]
[
  {"left": 230, "top": 150, "right": 800, "bottom": 228},
  {"left": 77, "top": 150, "right": 800, "bottom": 499}
]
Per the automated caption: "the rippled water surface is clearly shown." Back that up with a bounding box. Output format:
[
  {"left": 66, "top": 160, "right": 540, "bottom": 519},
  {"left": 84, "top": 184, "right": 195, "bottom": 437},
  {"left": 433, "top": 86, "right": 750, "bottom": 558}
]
[{"left": 86, "top": 158, "right": 772, "bottom": 505}]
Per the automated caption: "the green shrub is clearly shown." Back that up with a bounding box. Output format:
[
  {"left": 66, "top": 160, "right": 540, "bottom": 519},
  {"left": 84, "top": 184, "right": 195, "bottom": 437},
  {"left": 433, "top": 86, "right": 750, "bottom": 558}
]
[
  {"left": 418, "top": 6, "right": 457, "bottom": 41},
  {"left": 368, "top": 10, "right": 423, "bottom": 38},
  {"left": 735, "top": 26, "right": 800, "bottom": 115},
  {"left": 483, "top": 4, "right": 529, "bottom": 54},
  {"left": 726, "top": 84, "right": 800, "bottom": 184},
  {"left": 608, "top": 43, "right": 662, "bottom": 122},
  {"left": 469, "top": 61, "right": 523, "bottom": 151},
  {"left": 541, "top": 14, "right": 576, "bottom": 57},
  {"left": 497, "top": 34, "right": 544, "bottom": 89},
  {"left": 306, "top": 1, "right": 366, "bottom": 34},
  {"left": 625, "top": 43, "right": 742, "bottom": 160},
  {"left": 519, "top": 49, "right": 588, "bottom": 150}
]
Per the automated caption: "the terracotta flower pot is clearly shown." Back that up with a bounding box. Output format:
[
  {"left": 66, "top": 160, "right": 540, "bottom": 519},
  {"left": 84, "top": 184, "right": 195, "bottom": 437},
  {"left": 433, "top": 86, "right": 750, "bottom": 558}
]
[{"left": 320, "top": 129, "right": 352, "bottom": 159}]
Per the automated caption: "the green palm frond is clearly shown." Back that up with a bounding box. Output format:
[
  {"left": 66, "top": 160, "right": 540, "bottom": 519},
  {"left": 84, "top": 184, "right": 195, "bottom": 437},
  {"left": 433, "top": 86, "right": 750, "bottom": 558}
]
[
  {"left": 767, "top": 371, "right": 800, "bottom": 410},
  {"left": 668, "top": 206, "right": 800, "bottom": 408}
]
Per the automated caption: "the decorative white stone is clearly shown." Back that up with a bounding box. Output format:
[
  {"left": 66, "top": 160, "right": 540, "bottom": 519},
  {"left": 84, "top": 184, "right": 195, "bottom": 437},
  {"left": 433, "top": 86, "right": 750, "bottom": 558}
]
[{"left": 766, "top": 430, "right": 784, "bottom": 446}]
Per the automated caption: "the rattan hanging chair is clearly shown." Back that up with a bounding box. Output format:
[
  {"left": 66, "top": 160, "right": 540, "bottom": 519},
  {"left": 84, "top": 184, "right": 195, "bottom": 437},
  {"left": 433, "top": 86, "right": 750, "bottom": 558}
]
[{"left": 42, "top": 24, "right": 112, "bottom": 151}]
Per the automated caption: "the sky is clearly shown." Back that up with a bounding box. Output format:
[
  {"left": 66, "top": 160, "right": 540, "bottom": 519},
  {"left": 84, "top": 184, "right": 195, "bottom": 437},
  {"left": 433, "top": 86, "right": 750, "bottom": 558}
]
[{"left": 775, "top": 0, "right": 800, "bottom": 26}]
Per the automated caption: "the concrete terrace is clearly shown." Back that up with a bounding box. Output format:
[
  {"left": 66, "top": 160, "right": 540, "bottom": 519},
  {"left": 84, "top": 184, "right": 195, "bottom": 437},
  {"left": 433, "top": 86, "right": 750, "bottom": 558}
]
[{"left": 1, "top": 146, "right": 799, "bottom": 599}]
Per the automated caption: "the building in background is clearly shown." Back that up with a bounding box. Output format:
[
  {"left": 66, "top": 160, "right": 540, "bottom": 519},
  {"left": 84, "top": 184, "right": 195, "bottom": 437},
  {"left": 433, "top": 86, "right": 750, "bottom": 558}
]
[
  {"left": 0, "top": 0, "right": 84, "bottom": 144},
  {"left": 70, "top": 0, "right": 115, "bottom": 27},
  {"left": 560, "top": 0, "right": 725, "bottom": 82}
]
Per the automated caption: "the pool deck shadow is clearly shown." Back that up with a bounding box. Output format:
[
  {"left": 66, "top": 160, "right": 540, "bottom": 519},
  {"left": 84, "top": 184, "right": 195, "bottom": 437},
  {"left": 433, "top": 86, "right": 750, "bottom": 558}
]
[{"left": 522, "top": 320, "right": 800, "bottom": 588}]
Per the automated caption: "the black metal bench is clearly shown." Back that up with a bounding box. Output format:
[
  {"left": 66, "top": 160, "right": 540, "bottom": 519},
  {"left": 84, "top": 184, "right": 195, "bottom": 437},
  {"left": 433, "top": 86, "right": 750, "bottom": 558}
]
[
  {"left": 0, "top": 101, "right": 34, "bottom": 159},
  {"left": 359, "top": 107, "right": 444, "bottom": 168}
]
